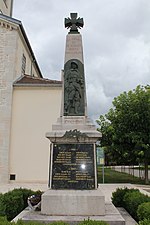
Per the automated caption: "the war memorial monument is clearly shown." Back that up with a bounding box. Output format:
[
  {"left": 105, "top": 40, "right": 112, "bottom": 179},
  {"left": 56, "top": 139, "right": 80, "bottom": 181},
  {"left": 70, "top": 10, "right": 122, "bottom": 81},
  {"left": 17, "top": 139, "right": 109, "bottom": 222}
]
[
  {"left": 41, "top": 12, "right": 104, "bottom": 215},
  {"left": 20, "top": 13, "right": 125, "bottom": 225}
]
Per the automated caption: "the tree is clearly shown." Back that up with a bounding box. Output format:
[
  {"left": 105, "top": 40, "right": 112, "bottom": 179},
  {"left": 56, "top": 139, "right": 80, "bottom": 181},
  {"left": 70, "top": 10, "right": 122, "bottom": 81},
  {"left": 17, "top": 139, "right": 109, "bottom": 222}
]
[{"left": 97, "top": 85, "right": 150, "bottom": 184}]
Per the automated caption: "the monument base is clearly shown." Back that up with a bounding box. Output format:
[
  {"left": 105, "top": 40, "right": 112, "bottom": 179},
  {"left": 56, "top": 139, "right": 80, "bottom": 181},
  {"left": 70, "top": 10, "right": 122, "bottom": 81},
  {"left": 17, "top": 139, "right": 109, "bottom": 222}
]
[
  {"left": 13, "top": 203, "right": 125, "bottom": 225},
  {"left": 41, "top": 189, "right": 105, "bottom": 216}
]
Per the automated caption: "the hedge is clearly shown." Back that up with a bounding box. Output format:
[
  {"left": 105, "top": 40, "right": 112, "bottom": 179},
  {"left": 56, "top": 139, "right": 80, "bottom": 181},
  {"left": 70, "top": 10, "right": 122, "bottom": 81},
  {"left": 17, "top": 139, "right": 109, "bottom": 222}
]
[
  {"left": 111, "top": 187, "right": 139, "bottom": 207},
  {"left": 137, "top": 202, "right": 150, "bottom": 221},
  {"left": 112, "top": 187, "right": 150, "bottom": 222},
  {"left": 139, "top": 219, "right": 150, "bottom": 225},
  {"left": 123, "top": 191, "right": 150, "bottom": 221},
  {"left": 0, "top": 188, "right": 42, "bottom": 221}
]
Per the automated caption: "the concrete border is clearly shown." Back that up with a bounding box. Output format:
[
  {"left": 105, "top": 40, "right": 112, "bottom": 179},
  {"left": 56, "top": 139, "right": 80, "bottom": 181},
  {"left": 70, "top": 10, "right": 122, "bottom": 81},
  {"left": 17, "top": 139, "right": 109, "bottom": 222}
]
[{"left": 13, "top": 203, "right": 125, "bottom": 225}]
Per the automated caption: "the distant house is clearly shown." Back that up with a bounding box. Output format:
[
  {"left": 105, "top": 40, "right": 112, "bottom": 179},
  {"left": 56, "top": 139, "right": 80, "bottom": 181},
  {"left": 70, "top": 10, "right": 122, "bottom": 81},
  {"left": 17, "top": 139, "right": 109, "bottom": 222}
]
[{"left": 0, "top": 1, "right": 62, "bottom": 184}]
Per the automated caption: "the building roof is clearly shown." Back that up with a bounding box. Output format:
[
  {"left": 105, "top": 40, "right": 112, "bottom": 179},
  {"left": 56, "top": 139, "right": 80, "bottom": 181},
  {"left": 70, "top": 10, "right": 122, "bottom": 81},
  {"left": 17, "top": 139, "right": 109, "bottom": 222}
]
[
  {"left": 0, "top": 14, "right": 43, "bottom": 78},
  {"left": 13, "top": 75, "right": 62, "bottom": 87}
]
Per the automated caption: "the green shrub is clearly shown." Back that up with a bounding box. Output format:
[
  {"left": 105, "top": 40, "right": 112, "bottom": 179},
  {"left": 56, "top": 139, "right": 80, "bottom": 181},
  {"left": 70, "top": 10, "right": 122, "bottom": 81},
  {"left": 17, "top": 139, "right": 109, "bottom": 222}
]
[
  {"left": 78, "top": 219, "right": 109, "bottom": 225},
  {"left": 139, "top": 219, "right": 150, "bottom": 225},
  {"left": 137, "top": 202, "right": 150, "bottom": 221},
  {"left": 0, "top": 194, "right": 6, "bottom": 217},
  {"left": 0, "top": 188, "right": 42, "bottom": 221},
  {"left": 10, "top": 188, "right": 33, "bottom": 208},
  {"left": 16, "top": 220, "right": 47, "bottom": 225},
  {"left": 2, "top": 191, "right": 24, "bottom": 221},
  {"left": 111, "top": 187, "right": 139, "bottom": 207},
  {"left": 49, "top": 222, "right": 69, "bottom": 225},
  {"left": 124, "top": 191, "right": 150, "bottom": 221},
  {"left": 49, "top": 221, "right": 69, "bottom": 225},
  {"left": 0, "top": 218, "right": 110, "bottom": 225},
  {"left": 0, "top": 216, "right": 11, "bottom": 225},
  {"left": 8, "top": 188, "right": 42, "bottom": 209}
]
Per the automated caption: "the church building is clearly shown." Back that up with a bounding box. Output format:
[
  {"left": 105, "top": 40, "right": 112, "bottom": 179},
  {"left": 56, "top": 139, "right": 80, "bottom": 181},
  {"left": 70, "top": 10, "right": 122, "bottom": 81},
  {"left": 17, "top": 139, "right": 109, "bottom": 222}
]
[{"left": 0, "top": 0, "right": 62, "bottom": 184}]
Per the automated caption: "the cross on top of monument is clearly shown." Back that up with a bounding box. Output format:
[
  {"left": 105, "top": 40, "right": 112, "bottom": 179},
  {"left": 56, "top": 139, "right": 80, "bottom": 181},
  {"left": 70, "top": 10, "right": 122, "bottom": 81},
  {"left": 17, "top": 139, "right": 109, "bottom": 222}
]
[{"left": 65, "top": 13, "right": 84, "bottom": 34}]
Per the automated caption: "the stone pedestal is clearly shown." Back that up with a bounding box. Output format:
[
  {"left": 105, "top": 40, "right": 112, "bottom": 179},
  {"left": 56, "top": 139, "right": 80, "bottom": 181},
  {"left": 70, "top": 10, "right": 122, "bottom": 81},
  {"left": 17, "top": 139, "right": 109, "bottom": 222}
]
[
  {"left": 41, "top": 189, "right": 105, "bottom": 216},
  {"left": 46, "top": 116, "right": 101, "bottom": 190},
  {"left": 41, "top": 114, "right": 104, "bottom": 216},
  {"left": 46, "top": 116, "right": 101, "bottom": 142}
]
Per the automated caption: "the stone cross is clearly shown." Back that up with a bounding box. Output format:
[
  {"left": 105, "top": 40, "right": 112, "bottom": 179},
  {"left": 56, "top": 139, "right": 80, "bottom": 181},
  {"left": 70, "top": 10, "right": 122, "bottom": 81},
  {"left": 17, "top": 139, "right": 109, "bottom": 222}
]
[{"left": 65, "top": 13, "right": 84, "bottom": 33}]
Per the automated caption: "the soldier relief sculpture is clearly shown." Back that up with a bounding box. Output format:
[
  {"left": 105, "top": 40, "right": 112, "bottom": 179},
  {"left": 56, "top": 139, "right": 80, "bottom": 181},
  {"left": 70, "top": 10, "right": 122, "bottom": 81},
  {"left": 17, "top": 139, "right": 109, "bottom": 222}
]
[{"left": 64, "top": 60, "right": 85, "bottom": 116}]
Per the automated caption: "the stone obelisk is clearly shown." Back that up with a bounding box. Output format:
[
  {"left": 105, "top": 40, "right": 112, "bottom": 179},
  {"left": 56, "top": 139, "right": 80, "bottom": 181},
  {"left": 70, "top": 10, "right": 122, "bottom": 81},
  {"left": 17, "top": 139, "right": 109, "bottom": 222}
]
[{"left": 41, "top": 13, "right": 105, "bottom": 216}]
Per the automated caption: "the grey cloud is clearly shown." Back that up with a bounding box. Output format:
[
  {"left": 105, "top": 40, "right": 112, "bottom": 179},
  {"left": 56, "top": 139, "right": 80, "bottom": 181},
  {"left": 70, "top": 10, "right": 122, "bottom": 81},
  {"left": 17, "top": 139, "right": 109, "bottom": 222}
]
[{"left": 13, "top": 0, "right": 150, "bottom": 121}]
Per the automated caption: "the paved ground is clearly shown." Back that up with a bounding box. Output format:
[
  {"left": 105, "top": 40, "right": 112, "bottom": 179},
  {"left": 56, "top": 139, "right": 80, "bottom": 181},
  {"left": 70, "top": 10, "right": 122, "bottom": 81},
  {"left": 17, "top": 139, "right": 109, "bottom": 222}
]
[
  {"left": 0, "top": 183, "right": 48, "bottom": 194},
  {"left": 0, "top": 182, "right": 150, "bottom": 201}
]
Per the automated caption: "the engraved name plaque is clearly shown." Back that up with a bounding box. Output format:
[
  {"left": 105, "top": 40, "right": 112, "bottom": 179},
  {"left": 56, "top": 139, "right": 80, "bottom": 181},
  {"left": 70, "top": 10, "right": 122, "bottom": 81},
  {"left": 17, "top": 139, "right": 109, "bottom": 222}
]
[{"left": 51, "top": 144, "right": 95, "bottom": 189}]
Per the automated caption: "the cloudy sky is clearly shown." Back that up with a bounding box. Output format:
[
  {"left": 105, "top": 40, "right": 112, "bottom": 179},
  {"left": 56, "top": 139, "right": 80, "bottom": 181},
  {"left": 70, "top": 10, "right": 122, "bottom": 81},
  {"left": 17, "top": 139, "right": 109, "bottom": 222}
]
[{"left": 13, "top": 0, "right": 150, "bottom": 122}]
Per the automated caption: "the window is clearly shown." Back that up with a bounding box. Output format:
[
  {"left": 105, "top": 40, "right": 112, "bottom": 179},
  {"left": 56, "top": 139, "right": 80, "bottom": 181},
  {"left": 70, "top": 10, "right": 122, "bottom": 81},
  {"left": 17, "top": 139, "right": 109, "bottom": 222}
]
[
  {"left": 3, "top": 0, "right": 8, "bottom": 8},
  {"left": 10, "top": 174, "right": 16, "bottom": 180},
  {"left": 21, "top": 54, "right": 26, "bottom": 75}
]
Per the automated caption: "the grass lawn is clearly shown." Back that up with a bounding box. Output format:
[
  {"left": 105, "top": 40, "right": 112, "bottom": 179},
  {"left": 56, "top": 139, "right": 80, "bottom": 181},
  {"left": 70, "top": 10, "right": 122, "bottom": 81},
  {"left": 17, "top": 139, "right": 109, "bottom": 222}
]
[{"left": 97, "top": 167, "right": 146, "bottom": 184}]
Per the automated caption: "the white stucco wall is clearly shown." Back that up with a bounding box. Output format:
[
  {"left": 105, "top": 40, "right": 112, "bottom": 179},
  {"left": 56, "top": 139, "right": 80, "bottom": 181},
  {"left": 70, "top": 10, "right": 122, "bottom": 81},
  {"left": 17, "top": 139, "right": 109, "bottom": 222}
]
[
  {"left": 0, "top": 17, "right": 42, "bottom": 183},
  {"left": 0, "top": 21, "right": 18, "bottom": 183},
  {"left": 9, "top": 86, "right": 62, "bottom": 183}
]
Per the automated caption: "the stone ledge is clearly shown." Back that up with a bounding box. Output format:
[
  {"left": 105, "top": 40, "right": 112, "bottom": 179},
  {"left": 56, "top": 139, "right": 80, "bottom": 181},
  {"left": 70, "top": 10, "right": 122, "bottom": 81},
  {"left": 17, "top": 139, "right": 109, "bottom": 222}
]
[
  {"left": 41, "top": 189, "right": 105, "bottom": 216},
  {"left": 13, "top": 203, "right": 125, "bottom": 225},
  {"left": 46, "top": 130, "right": 101, "bottom": 143}
]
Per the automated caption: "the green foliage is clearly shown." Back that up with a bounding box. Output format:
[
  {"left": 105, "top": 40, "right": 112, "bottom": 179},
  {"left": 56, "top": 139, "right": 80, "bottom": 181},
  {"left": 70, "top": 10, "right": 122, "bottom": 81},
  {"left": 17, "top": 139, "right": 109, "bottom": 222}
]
[
  {"left": 3, "top": 191, "right": 24, "bottom": 221},
  {"left": 139, "top": 219, "right": 150, "bottom": 225},
  {"left": 0, "top": 188, "right": 42, "bottom": 221},
  {"left": 78, "top": 219, "right": 109, "bottom": 225},
  {"left": 0, "top": 217, "right": 11, "bottom": 225},
  {"left": 8, "top": 188, "right": 42, "bottom": 209},
  {"left": 49, "top": 222, "right": 69, "bottom": 225},
  {"left": 97, "top": 85, "right": 150, "bottom": 183},
  {"left": 16, "top": 220, "right": 52, "bottom": 225},
  {"left": 12, "top": 219, "right": 47, "bottom": 225},
  {"left": 123, "top": 191, "right": 150, "bottom": 221},
  {"left": 0, "top": 194, "right": 5, "bottom": 217},
  {"left": 97, "top": 115, "right": 113, "bottom": 148},
  {"left": 0, "top": 218, "right": 109, "bottom": 225},
  {"left": 137, "top": 202, "right": 150, "bottom": 221},
  {"left": 112, "top": 188, "right": 150, "bottom": 221},
  {"left": 111, "top": 187, "right": 139, "bottom": 207}
]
